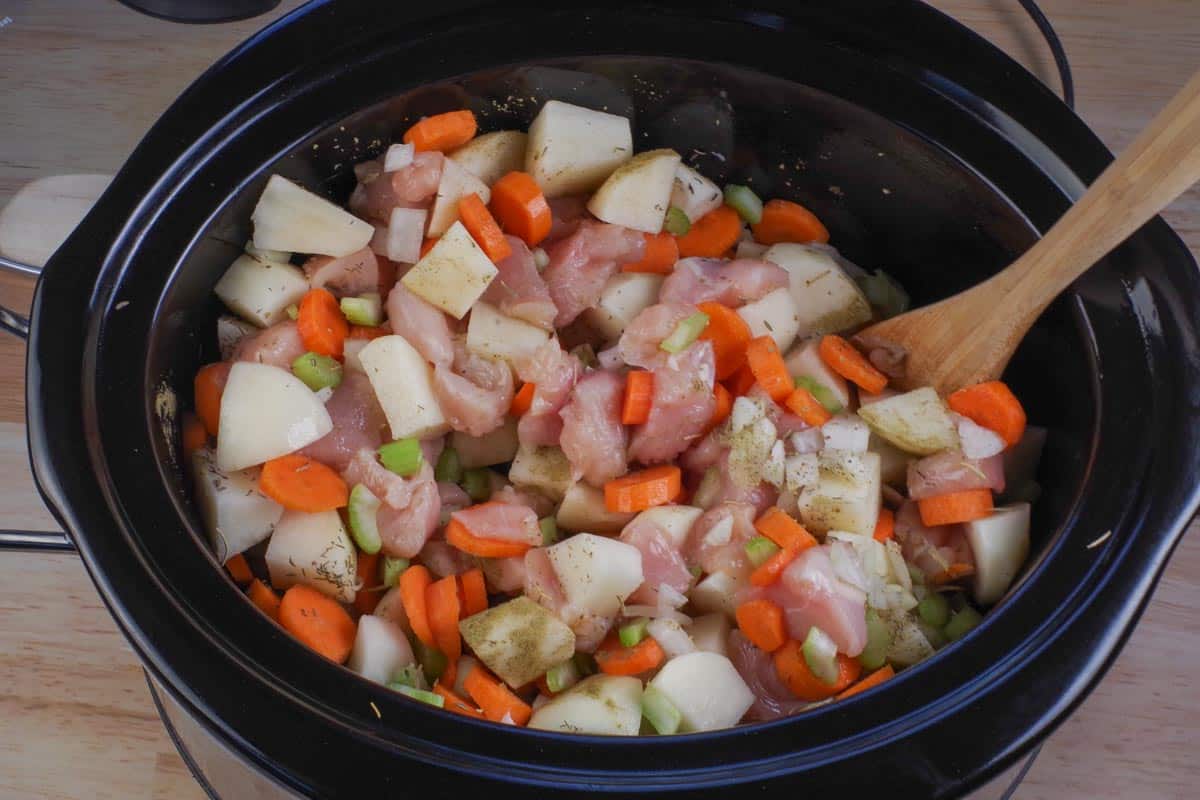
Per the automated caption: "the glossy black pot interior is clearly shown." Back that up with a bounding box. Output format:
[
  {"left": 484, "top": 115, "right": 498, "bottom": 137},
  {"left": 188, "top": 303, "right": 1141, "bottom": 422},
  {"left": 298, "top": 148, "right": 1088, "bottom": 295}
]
[{"left": 26, "top": 1, "right": 1200, "bottom": 797}]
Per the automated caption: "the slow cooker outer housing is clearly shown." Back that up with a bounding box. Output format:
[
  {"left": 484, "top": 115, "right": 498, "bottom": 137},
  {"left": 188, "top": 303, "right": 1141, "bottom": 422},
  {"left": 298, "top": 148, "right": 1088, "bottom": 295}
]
[{"left": 25, "top": 1, "right": 1200, "bottom": 797}]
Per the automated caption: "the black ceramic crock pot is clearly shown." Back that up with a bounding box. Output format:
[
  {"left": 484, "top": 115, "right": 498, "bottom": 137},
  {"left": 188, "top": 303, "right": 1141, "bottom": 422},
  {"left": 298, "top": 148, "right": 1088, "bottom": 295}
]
[{"left": 9, "top": 1, "right": 1200, "bottom": 797}]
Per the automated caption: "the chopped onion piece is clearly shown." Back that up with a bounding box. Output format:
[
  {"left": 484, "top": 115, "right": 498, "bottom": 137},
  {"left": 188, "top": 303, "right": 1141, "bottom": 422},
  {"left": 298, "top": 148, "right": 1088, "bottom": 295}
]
[
  {"left": 647, "top": 618, "right": 696, "bottom": 659},
  {"left": 384, "top": 142, "right": 415, "bottom": 172},
  {"left": 785, "top": 452, "right": 819, "bottom": 493},
  {"left": 658, "top": 583, "right": 689, "bottom": 611},
  {"left": 789, "top": 428, "right": 825, "bottom": 454},
  {"left": 821, "top": 414, "right": 870, "bottom": 452},
  {"left": 763, "top": 440, "right": 786, "bottom": 487},
  {"left": 386, "top": 207, "right": 426, "bottom": 264},
  {"left": 729, "top": 396, "right": 761, "bottom": 434},
  {"left": 702, "top": 516, "right": 735, "bottom": 547},
  {"left": 952, "top": 412, "right": 1007, "bottom": 459}
]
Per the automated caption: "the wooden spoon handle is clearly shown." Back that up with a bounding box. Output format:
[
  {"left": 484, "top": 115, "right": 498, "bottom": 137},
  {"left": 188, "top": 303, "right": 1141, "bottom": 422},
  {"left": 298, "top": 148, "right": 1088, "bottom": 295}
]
[{"left": 993, "top": 67, "right": 1200, "bottom": 315}]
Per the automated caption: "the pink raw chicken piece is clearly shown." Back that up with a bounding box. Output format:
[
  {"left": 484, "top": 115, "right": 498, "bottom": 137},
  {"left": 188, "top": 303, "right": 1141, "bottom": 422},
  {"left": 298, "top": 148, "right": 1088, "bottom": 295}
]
[
  {"left": 451, "top": 502, "right": 542, "bottom": 545},
  {"left": 302, "top": 247, "right": 381, "bottom": 297},
  {"left": 617, "top": 303, "right": 696, "bottom": 369},
  {"left": 543, "top": 221, "right": 646, "bottom": 327},
  {"left": 545, "top": 194, "right": 590, "bottom": 244},
  {"left": 559, "top": 369, "right": 629, "bottom": 486},
  {"left": 438, "top": 481, "right": 471, "bottom": 515},
  {"left": 341, "top": 447, "right": 430, "bottom": 511},
  {"left": 524, "top": 547, "right": 614, "bottom": 653},
  {"left": 480, "top": 236, "right": 558, "bottom": 330},
  {"left": 484, "top": 555, "right": 527, "bottom": 595},
  {"left": 894, "top": 501, "right": 975, "bottom": 577},
  {"left": 491, "top": 484, "right": 557, "bottom": 518},
  {"left": 685, "top": 502, "right": 758, "bottom": 578},
  {"left": 376, "top": 479, "right": 440, "bottom": 558},
  {"left": 906, "top": 450, "right": 1005, "bottom": 500},
  {"left": 349, "top": 151, "right": 443, "bottom": 224},
  {"left": 659, "top": 257, "right": 789, "bottom": 308},
  {"left": 619, "top": 517, "right": 692, "bottom": 606},
  {"left": 299, "top": 372, "right": 387, "bottom": 471},
  {"left": 233, "top": 321, "right": 306, "bottom": 369},
  {"left": 419, "top": 538, "right": 477, "bottom": 578},
  {"left": 515, "top": 340, "right": 582, "bottom": 447},
  {"left": 728, "top": 629, "right": 817, "bottom": 721},
  {"left": 628, "top": 341, "right": 716, "bottom": 465},
  {"left": 680, "top": 431, "right": 724, "bottom": 475},
  {"left": 386, "top": 282, "right": 455, "bottom": 366},
  {"left": 433, "top": 340, "right": 514, "bottom": 437},
  {"left": 706, "top": 449, "right": 779, "bottom": 515}
]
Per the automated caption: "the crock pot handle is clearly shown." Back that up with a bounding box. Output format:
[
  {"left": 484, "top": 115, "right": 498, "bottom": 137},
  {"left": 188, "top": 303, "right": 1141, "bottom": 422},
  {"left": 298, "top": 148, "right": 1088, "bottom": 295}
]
[{"left": 0, "top": 255, "right": 36, "bottom": 339}]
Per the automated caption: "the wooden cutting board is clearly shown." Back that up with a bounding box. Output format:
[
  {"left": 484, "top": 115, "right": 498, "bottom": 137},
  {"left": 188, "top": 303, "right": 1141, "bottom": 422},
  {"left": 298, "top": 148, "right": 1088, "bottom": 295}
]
[{"left": 0, "top": 2, "right": 1196, "bottom": 798}]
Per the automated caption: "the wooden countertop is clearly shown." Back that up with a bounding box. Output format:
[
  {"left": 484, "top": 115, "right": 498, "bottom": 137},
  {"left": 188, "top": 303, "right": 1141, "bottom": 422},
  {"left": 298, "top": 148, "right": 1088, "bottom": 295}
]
[{"left": 1, "top": 1, "right": 1196, "bottom": 797}]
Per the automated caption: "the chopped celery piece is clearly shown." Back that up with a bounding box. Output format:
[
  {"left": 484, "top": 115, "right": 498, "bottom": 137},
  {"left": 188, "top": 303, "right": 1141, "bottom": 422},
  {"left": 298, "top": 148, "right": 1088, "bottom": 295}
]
[
  {"left": 619, "top": 617, "right": 650, "bottom": 648},
  {"left": 664, "top": 206, "right": 691, "bottom": 236},
  {"left": 723, "top": 184, "right": 763, "bottom": 224},
  {"left": 744, "top": 535, "right": 781, "bottom": 567},
  {"left": 394, "top": 684, "right": 444, "bottom": 708},
  {"left": 802, "top": 626, "right": 839, "bottom": 685},
  {"left": 291, "top": 351, "right": 343, "bottom": 391},
  {"left": 660, "top": 312, "right": 710, "bottom": 354},
  {"left": 795, "top": 375, "right": 844, "bottom": 414},
  {"left": 539, "top": 516, "right": 559, "bottom": 546},
  {"left": 856, "top": 270, "right": 911, "bottom": 320},
  {"left": 689, "top": 564, "right": 703, "bottom": 579},
  {"left": 545, "top": 659, "right": 581, "bottom": 694},
  {"left": 908, "top": 564, "right": 927, "bottom": 585},
  {"left": 641, "top": 684, "right": 682, "bottom": 735},
  {"left": 379, "top": 438, "right": 423, "bottom": 477},
  {"left": 390, "top": 663, "right": 428, "bottom": 690},
  {"left": 285, "top": 304, "right": 299, "bottom": 321},
  {"left": 461, "top": 468, "right": 492, "bottom": 502},
  {"left": 570, "top": 343, "right": 598, "bottom": 368},
  {"left": 414, "top": 638, "right": 448, "bottom": 681},
  {"left": 339, "top": 293, "right": 383, "bottom": 327},
  {"left": 573, "top": 652, "right": 597, "bottom": 677},
  {"left": 859, "top": 608, "right": 891, "bottom": 670},
  {"left": 918, "top": 619, "right": 948, "bottom": 649},
  {"left": 379, "top": 556, "right": 410, "bottom": 588},
  {"left": 917, "top": 591, "right": 950, "bottom": 628},
  {"left": 435, "top": 446, "right": 463, "bottom": 483},
  {"left": 944, "top": 607, "right": 983, "bottom": 642},
  {"left": 347, "top": 484, "right": 382, "bottom": 554}
]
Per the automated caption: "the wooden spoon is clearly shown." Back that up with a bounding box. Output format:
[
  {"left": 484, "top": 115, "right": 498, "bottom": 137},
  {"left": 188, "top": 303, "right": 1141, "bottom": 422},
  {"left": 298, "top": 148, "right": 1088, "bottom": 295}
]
[{"left": 861, "top": 69, "right": 1200, "bottom": 394}]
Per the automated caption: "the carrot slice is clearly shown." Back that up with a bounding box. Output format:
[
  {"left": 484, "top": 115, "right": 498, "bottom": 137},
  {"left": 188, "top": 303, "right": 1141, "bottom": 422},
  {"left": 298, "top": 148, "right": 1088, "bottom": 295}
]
[
  {"left": 182, "top": 412, "right": 208, "bottom": 459},
  {"left": 750, "top": 546, "right": 799, "bottom": 587},
  {"left": 458, "top": 192, "right": 513, "bottom": 263},
  {"left": 818, "top": 335, "right": 887, "bottom": 395},
  {"left": 490, "top": 171, "right": 552, "bottom": 247},
  {"left": 604, "top": 465, "right": 682, "bottom": 513},
  {"left": 279, "top": 584, "right": 357, "bottom": 663},
  {"left": 773, "top": 640, "right": 861, "bottom": 701},
  {"left": 225, "top": 553, "right": 253, "bottom": 585},
  {"left": 459, "top": 568, "right": 488, "bottom": 617},
  {"left": 917, "top": 489, "right": 994, "bottom": 526},
  {"left": 753, "top": 507, "right": 818, "bottom": 552},
  {"left": 247, "top": 579, "right": 281, "bottom": 623},
  {"left": 354, "top": 550, "right": 382, "bottom": 615},
  {"left": 622, "top": 231, "right": 679, "bottom": 274},
  {"left": 751, "top": 199, "right": 829, "bottom": 245},
  {"left": 621, "top": 370, "right": 654, "bottom": 425},
  {"left": 400, "top": 565, "right": 436, "bottom": 648},
  {"left": 259, "top": 454, "right": 349, "bottom": 512},
  {"left": 194, "top": 362, "right": 231, "bottom": 437},
  {"left": 784, "top": 385, "right": 833, "bottom": 427},
  {"left": 708, "top": 382, "right": 733, "bottom": 431},
  {"left": 445, "top": 517, "right": 532, "bottom": 559},
  {"left": 837, "top": 664, "right": 895, "bottom": 700},
  {"left": 946, "top": 380, "right": 1027, "bottom": 447},
  {"left": 402, "top": 109, "right": 477, "bottom": 153},
  {"left": 726, "top": 363, "right": 757, "bottom": 397},
  {"left": 426, "top": 575, "right": 462, "bottom": 660},
  {"left": 746, "top": 335, "right": 793, "bottom": 402},
  {"left": 675, "top": 205, "right": 742, "bottom": 258},
  {"left": 873, "top": 508, "right": 895, "bottom": 543},
  {"left": 510, "top": 382, "right": 536, "bottom": 416},
  {"left": 929, "top": 562, "right": 977, "bottom": 585},
  {"left": 696, "top": 301, "right": 752, "bottom": 380},
  {"left": 348, "top": 324, "right": 389, "bottom": 341},
  {"left": 594, "top": 633, "right": 666, "bottom": 676},
  {"left": 432, "top": 683, "right": 486, "bottom": 719},
  {"left": 735, "top": 599, "right": 787, "bottom": 652},
  {"left": 297, "top": 287, "right": 349, "bottom": 358},
  {"left": 464, "top": 665, "right": 533, "bottom": 725}
]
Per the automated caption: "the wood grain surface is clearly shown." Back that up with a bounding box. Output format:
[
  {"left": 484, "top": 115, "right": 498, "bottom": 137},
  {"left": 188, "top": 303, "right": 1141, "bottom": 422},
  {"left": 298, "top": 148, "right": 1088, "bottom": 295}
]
[{"left": 0, "top": 1, "right": 1196, "bottom": 798}]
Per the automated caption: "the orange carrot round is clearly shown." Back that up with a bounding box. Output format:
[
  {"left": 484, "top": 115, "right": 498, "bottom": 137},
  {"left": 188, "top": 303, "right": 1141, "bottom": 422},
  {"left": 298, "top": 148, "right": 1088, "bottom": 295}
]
[
  {"left": 510, "top": 382, "right": 536, "bottom": 416},
  {"left": 773, "top": 640, "right": 861, "bottom": 701},
  {"left": 735, "top": 599, "right": 787, "bottom": 652},
  {"left": 594, "top": 633, "right": 666, "bottom": 676},
  {"left": 348, "top": 324, "right": 389, "bottom": 341},
  {"left": 708, "top": 382, "right": 733, "bottom": 431},
  {"left": 259, "top": 454, "right": 349, "bottom": 512},
  {"left": 464, "top": 665, "right": 533, "bottom": 725},
  {"left": 425, "top": 575, "right": 462, "bottom": 661},
  {"left": 837, "top": 664, "right": 895, "bottom": 700},
  {"left": 297, "top": 288, "right": 349, "bottom": 358},
  {"left": 420, "top": 237, "right": 439, "bottom": 258},
  {"left": 784, "top": 385, "right": 833, "bottom": 426},
  {"left": 818, "top": 335, "right": 887, "bottom": 395},
  {"left": 399, "top": 565, "right": 436, "bottom": 648},
  {"left": 675, "top": 205, "right": 742, "bottom": 258},
  {"left": 432, "top": 683, "right": 486, "bottom": 718},
  {"left": 751, "top": 199, "right": 830, "bottom": 245},
  {"left": 459, "top": 568, "right": 488, "bottom": 617},
  {"left": 402, "top": 109, "right": 477, "bottom": 153},
  {"left": 353, "top": 550, "right": 382, "bottom": 615},
  {"left": 746, "top": 335, "right": 793, "bottom": 401},
  {"left": 750, "top": 546, "right": 799, "bottom": 587},
  {"left": 445, "top": 517, "right": 531, "bottom": 558},
  {"left": 194, "top": 362, "right": 231, "bottom": 437},
  {"left": 753, "top": 507, "right": 818, "bottom": 552},
  {"left": 247, "top": 579, "right": 281, "bottom": 623},
  {"left": 917, "top": 489, "right": 994, "bottom": 526},
  {"left": 490, "top": 171, "right": 552, "bottom": 246},
  {"left": 697, "top": 301, "right": 752, "bottom": 380},
  {"left": 873, "top": 508, "right": 896, "bottom": 543},
  {"left": 458, "top": 192, "right": 513, "bottom": 263},
  {"left": 622, "top": 231, "right": 679, "bottom": 274},
  {"left": 279, "top": 585, "right": 357, "bottom": 663},
  {"left": 725, "top": 363, "right": 757, "bottom": 397},
  {"left": 621, "top": 370, "right": 654, "bottom": 425},
  {"left": 946, "top": 380, "right": 1027, "bottom": 447},
  {"left": 225, "top": 553, "right": 253, "bottom": 585},
  {"left": 929, "top": 562, "right": 977, "bottom": 585},
  {"left": 182, "top": 412, "right": 208, "bottom": 459},
  {"left": 604, "top": 465, "right": 682, "bottom": 513}
]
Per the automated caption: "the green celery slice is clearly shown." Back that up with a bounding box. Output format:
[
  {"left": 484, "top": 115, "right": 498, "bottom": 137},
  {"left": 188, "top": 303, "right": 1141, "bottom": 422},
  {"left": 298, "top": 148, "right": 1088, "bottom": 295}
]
[
  {"left": 461, "top": 468, "right": 492, "bottom": 502},
  {"left": 744, "top": 535, "right": 781, "bottom": 567},
  {"left": 545, "top": 659, "right": 580, "bottom": 694},
  {"left": 660, "top": 312, "right": 710, "bottom": 354},
  {"left": 414, "top": 638, "right": 447, "bottom": 681},
  {"left": 723, "top": 184, "right": 764, "bottom": 224},
  {"left": 858, "top": 608, "right": 891, "bottom": 670},
  {"left": 618, "top": 617, "right": 650, "bottom": 648},
  {"left": 641, "top": 685, "right": 682, "bottom": 735},
  {"left": 434, "top": 447, "right": 463, "bottom": 483},
  {"left": 802, "top": 626, "right": 839, "bottom": 685},
  {"left": 390, "top": 663, "right": 428, "bottom": 690},
  {"left": 378, "top": 438, "right": 423, "bottom": 477},
  {"left": 539, "top": 517, "right": 559, "bottom": 546},
  {"left": 943, "top": 607, "right": 983, "bottom": 642},
  {"left": 664, "top": 206, "right": 691, "bottom": 236},
  {"left": 794, "top": 375, "right": 843, "bottom": 414},
  {"left": 379, "top": 556, "right": 410, "bottom": 588},
  {"left": 917, "top": 591, "right": 950, "bottom": 629},
  {"left": 339, "top": 293, "right": 383, "bottom": 327},
  {"left": 393, "top": 685, "right": 444, "bottom": 708},
  {"left": 347, "top": 484, "right": 382, "bottom": 554},
  {"left": 291, "top": 351, "right": 343, "bottom": 391}
]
